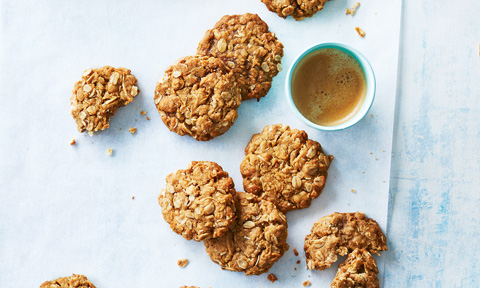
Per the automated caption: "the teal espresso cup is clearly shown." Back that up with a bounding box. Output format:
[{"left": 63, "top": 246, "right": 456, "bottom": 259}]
[{"left": 285, "top": 43, "right": 375, "bottom": 131}]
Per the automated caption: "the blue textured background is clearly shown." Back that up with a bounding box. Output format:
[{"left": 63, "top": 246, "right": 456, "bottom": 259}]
[{"left": 385, "top": 1, "right": 480, "bottom": 286}]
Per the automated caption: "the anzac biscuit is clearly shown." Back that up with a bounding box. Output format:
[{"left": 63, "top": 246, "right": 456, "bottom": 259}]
[
  {"left": 331, "top": 249, "right": 379, "bottom": 288},
  {"left": 154, "top": 55, "right": 241, "bottom": 141},
  {"left": 40, "top": 274, "right": 96, "bottom": 288},
  {"left": 260, "top": 0, "right": 329, "bottom": 21},
  {"left": 197, "top": 13, "right": 283, "bottom": 101},
  {"left": 158, "top": 161, "right": 237, "bottom": 241},
  {"left": 204, "top": 192, "right": 289, "bottom": 275},
  {"left": 240, "top": 124, "right": 332, "bottom": 213},
  {"left": 304, "top": 212, "right": 387, "bottom": 271},
  {"left": 71, "top": 66, "right": 139, "bottom": 134}
]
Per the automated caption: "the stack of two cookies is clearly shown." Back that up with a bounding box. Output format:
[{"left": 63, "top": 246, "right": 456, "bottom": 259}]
[
  {"left": 154, "top": 13, "right": 284, "bottom": 141},
  {"left": 158, "top": 123, "right": 334, "bottom": 275},
  {"left": 158, "top": 160, "right": 289, "bottom": 276}
]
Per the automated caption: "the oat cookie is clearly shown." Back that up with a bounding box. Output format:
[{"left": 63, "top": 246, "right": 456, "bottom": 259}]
[
  {"left": 260, "top": 0, "right": 329, "bottom": 21},
  {"left": 71, "top": 66, "right": 139, "bottom": 134},
  {"left": 204, "top": 192, "right": 289, "bottom": 275},
  {"left": 158, "top": 161, "right": 237, "bottom": 241},
  {"left": 304, "top": 212, "right": 387, "bottom": 271},
  {"left": 154, "top": 55, "right": 241, "bottom": 141},
  {"left": 240, "top": 124, "right": 333, "bottom": 213},
  {"left": 331, "top": 249, "right": 379, "bottom": 288},
  {"left": 40, "top": 274, "right": 96, "bottom": 288},
  {"left": 197, "top": 13, "right": 283, "bottom": 101}
]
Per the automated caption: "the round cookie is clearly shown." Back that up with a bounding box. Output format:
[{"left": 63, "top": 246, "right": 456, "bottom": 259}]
[
  {"left": 240, "top": 124, "right": 333, "bottom": 213},
  {"left": 154, "top": 55, "right": 241, "bottom": 141},
  {"left": 41, "top": 274, "right": 96, "bottom": 288},
  {"left": 158, "top": 161, "right": 237, "bottom": 241},
  {"left": 304, "top": 212, "right": 387, "bottom": 271},
  {"left": 197, "top": 13, "right": 284, "bottom": 101},
  {"left": 331, "top": 249, "right": 379, "bottom": 288},
  {"left": 204, "top": 192, "right": 289, "bottom": 275},
  {"left": 71, "top": 66, "right": 139, "bottom": 135},
  {"left": 260, "top": 0, "right": 329, "bottom": 21}
]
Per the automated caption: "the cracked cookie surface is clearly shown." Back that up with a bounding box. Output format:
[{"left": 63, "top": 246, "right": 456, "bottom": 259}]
[
  {"left": 154, "top": 55, "right": 241, "bottom": 141},
  {"left": 71, "top": 66, "right": 139, "bottom": 134},
  {"left": 158, "top": 161, "right": 237, "bottom": 241},
  {"left": 41, "top": 274, "right": 96, "bottom": 288},
  {"left": 197, "top": 13, "right": 283, "bottom": 101},
  {"left": 240, "top": 124, "right": 332, "bottom": 213},
  {"left": 261, "top": 0, "right": 329, "bottom": 21},
  {"left": 304, "top": 212, "right": 387, "bottom": 271},
  {"left": 204, "top": 192, "right": 289, "bottom": 275},
  {"left": 331, "top": 249, "right": 379, "bottom": 288}
]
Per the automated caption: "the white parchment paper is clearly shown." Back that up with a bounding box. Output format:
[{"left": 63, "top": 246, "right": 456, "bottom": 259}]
[{"left": 0, "top": 0, "right": 401, "bottom": 287}]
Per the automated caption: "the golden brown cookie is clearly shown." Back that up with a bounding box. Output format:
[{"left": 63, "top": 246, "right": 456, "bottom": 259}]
[
  {"left": 240, "top": 124, "right": 333, "bottom": 213},
  {"left": 71, "top": 66, "right": 139, "bottom": 135},
  {"left": 158, "top": 161, "right": 237, "bottom": 241},
  {"left": 40, "top": 274, "right": 96, "bottom": 288},
  {"left": 197, "top": 13, "right": 283, "bottom": 101},
  {"left": 204, "top": 192, "right": 289, "bottom": 275},
  {"left": 154, "top": 55, "right": 241, "bottom": 141},
  {"left": 260, "top": 0, "right": 329, "bottom": 21},
  {"left": 304, "top": 212, "right": 387, "bottom": 271},
  {"left": 331, "top": 249, "right": 379, "bottom": 288}
]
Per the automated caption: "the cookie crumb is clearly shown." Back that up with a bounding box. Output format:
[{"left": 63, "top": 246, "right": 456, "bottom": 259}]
[
  {"left": 294, "top": 267, "right": 297, "bottom": 270},
  {"left": 177, "top": 258, "right": 189, "bottom": 268},
  {"left": 107, "top": 148, "right": 113, "bottom": 156},
  {"left": 129, "top": 127, "right": 137, "bottom": 135},
  {"left": 355, "top": 27, "right": 365, "bottom": 37},
  {"left": 132, "top": 196, "right": 135, "bottom": 199},
  {"left": 303, "top": 280, "right": 311, "bottom": 287},
  {"left": 146, "top": 117, "right": 150, "bottom": 120},
  {"left": 296, "top": 260, "right": 301, "bottom": 264},
  {"left": 267, "top": 273, "right": 278, "bottom": 283},
  {"left": 293, "top": 248, "right": 299, "bottom": 256},
  {"left": 140, "top": 110, "right": 147, "bottom": 115},
  {"left": 346, "top": 2, "right": 360, "bottom": 15},
  {"left": 70, "top": 139, "right": 76, "bottom": 145}
]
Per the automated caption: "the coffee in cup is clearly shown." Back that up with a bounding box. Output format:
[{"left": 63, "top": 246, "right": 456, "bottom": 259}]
[{"left": 291, "top": 48, "right": 367, "bottom": 127}]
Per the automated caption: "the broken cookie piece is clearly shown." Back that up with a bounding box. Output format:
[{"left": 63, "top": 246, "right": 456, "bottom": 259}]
[
  {"left": 331, "top": 249, "right": 379, "bottom": 288},
  {"left": 204, "top": 192, "right": 289, "bottom": 275},
  {"left": 158, "top": 161, "right": 237, "bottom": 241},
  {"left": 40, "top": 274, "right": 96, "bottom": 288},
  {"left": 240, "top": 124, "right": 333, "bottom": 213},
  {"left": 71, "top": 66, "right": 139, "bottom": 135},
  {"left": 304, "top": 212, "right": 387, "bottom": 271}
]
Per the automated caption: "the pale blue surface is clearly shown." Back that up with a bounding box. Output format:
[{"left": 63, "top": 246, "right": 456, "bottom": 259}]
[
  {"left": 0, "top": 1, "right": 400, "bottom": 287},
  {"left": 385, "top": 1, "right": 480, "bottom": 287}
]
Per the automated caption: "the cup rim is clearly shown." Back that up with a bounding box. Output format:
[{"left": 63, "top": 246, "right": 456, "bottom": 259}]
[{"left": 285, "top": 42, "right": 376, "bottom": 131}]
